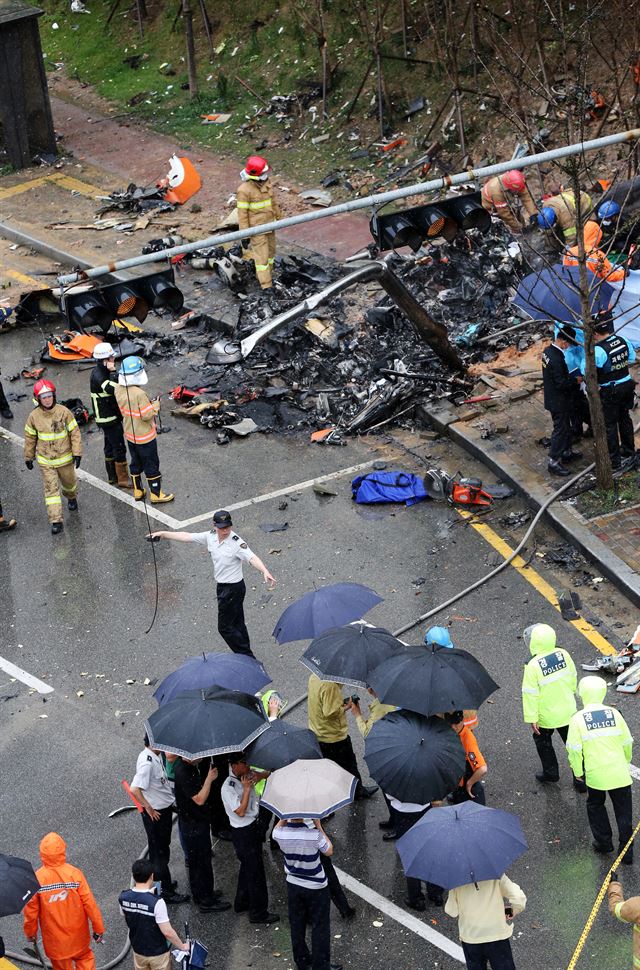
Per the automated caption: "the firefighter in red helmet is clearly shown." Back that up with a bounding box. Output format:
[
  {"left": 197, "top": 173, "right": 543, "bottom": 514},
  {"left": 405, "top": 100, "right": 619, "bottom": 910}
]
[
  {"left": 236, "top": 155, "right": 282, "bottom": 290},
  {"left": 481, "top": 169, "right": 537, "bottom": 234},
  {"left": 24, "top": 379, "right": 82, "bottom": 535}
]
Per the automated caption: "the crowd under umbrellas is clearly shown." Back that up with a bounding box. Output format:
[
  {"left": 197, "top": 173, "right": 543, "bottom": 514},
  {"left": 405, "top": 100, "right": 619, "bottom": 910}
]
[{"left": 141, "top": 581, "right": 527, "bottom": 963}]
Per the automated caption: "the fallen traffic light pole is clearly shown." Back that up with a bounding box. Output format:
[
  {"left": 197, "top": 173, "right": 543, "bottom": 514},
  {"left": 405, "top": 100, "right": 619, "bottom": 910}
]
[{"left": 56, "top": 126, "right": 640, "bottom": 287}]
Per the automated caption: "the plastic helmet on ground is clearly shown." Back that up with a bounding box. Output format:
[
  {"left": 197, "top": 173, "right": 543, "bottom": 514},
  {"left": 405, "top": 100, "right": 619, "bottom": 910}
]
[
  {"left": 93, "top": 341, "right": 115, "bottom": 360},
  {"left": 537, "top": 206, "right": 557, "bottom": 229},
  {"left": 118, "top": 355, "right": 148, "bottom": 386},
  {"left": 243, "top": 155, "right": 269, "bottom": 179},
  {"left": 424, "top": 626, "right": 454, "bottom": 649},
  {"left": 502, "top": 169, "right": 526, "bottom": 192},
  {"left": 597, "top": 200, "right": 621, "bottom": 226},
  {"left": 33, "top": 378, "right": 56, "bottom": 400}
]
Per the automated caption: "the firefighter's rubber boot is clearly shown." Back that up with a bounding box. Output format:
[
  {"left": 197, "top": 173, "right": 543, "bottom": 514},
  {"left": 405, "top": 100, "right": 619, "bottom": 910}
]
[
  {"left": 68, "top": 497, "right": 78, "bottom": 512},
  {"left": 115, "top": 461, "right": 133, "bottom": 490},
  {"left": 105, "top": 458, "right": 118, "bottom": 486},
  {"left": 150, "top": 489, "right": 175, "bottom": 504},
  {"left": 148, "top": 474, "right": 174, "bottom": 504},
  {"left": 0, "top": 515, "right": 17, "bottom": 532},
  {"left": 132, "top": 473, "right": 147, "bottom": 501},
  {"left": 51, "top": 522, "right": 63, "bottom": 535}
]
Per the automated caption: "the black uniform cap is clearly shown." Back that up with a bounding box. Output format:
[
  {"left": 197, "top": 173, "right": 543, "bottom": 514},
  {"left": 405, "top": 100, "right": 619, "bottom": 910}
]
[{"left": 213, "top": 509, "right": 233, "bottom": 528}]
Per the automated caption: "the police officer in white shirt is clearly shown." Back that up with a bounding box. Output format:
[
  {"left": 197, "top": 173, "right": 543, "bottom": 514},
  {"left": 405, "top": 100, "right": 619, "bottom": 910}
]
[
  {"left": 130, "top": 735, "right": 189, "bottom": 904},
  {"left": 221, "top": 754, "right": 279, "bottom": 925},
  {"left": 148, "top": 510, "right": 276, "bottom": 656}
]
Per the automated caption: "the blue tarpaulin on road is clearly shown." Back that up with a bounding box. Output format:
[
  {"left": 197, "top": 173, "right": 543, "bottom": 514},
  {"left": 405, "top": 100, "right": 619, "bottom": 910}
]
[{"left": 351, "top": 471, "right": 430, "bottom": 506}]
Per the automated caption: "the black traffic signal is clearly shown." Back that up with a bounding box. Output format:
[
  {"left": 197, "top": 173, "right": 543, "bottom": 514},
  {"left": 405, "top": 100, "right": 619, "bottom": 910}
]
[
  {"left": 61, "top": 268, "right": 184, "bottom": 335},
  {"left": 370, "top": 191, "right": 491, "bottom": 252}
]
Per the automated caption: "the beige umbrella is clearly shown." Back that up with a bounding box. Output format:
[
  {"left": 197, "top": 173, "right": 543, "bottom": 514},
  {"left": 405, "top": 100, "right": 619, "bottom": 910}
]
[{"left": 260, "top": 758, "right": 357, "bottom": 819}]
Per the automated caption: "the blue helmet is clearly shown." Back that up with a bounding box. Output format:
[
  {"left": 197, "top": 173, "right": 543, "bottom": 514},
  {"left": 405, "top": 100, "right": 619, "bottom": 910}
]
[
  {"left": 537, "top": 206, "right": 557, "bottom": 229},
  {"left": 118, "top": 355, "right": 148, "bottom": 386},
  {"left": 424, "top": 626, "right": 453, "bottom": 648},
  {"left": 598, "top": 200, "right": 621, "bottom": 225}
]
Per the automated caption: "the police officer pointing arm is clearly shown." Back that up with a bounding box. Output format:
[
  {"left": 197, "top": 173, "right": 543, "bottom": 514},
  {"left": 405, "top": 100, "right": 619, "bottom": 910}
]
[{"left": 148, "top": 510, "right": 275, "bottom": 657}]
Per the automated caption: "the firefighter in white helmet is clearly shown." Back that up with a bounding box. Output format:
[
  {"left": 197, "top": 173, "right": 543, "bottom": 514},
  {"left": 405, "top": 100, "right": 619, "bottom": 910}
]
[{"left": 90, "top": 342, "right": 132, "bottom": 489}]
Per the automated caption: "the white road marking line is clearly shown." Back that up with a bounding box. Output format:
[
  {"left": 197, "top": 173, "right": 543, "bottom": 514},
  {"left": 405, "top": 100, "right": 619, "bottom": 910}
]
[
  {"left": 177, "top": 461, "right": 374, "bottom": 528},
  {"left": 0, "top": 656, "right": 54, "bottom": 694},
  {"left": 1, "top": 427, "right": 180, "bottom": 526},
  {"left": 630, "top": 764, "right": 640, "bottom": 781},
  {"left": 334, "top": 866, "right": 464, "bottom": 962},
  {"left": 1, "top": 428, "right": 372, "bottom": 529}
]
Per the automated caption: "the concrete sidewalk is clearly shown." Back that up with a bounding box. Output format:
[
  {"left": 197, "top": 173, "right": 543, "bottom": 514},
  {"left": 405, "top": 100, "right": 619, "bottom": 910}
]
[{"left": 424, "top": 368, "right": 640, "bottom": 607}]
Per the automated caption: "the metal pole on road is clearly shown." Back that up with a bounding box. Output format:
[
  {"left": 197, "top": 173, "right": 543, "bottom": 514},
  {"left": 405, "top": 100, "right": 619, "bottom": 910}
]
[{"left": 56, "top": 127, "right": 640, "bottom": 285}]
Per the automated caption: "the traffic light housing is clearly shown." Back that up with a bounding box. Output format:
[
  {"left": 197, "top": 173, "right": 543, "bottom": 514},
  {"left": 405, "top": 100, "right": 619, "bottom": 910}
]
[
  {"left": 61, "top": 267, "right": 184, "bottom": 335},
  {"left": 370, "top": 191, "right": 491, "bottom": 252}
]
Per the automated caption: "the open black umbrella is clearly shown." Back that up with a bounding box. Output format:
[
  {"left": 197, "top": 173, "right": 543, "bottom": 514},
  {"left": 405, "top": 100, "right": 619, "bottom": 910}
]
[
  {"left": 145, "top": 686, "right": 270, "bottom": 758},
  {"left": 300, "top": 622, "right": 403, "bottom": 689},
  {"left": 0, "top": 853, "right": 39, "bottom": 916},
  {"left": 245, "top": 720, "right": 322, "bottom": 771},
  {"left": 364, "top": 710, "right": 466, "bottom": 804},
  {"left": 369, "top": 644, "right": 499, "bottom": 717}
]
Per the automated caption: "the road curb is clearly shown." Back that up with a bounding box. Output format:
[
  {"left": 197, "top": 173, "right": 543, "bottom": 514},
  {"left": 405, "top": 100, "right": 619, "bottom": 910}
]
[{"left": 426, "top": 404, "right": 640, "bottom": 608}]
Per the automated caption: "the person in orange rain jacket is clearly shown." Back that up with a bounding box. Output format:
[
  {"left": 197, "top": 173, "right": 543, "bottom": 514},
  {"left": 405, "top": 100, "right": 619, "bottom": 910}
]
[
  {"left": 563, "top": 220, "right": 626, "bottom": 281},
  {"left": 23, "top": 833, "right": 105, "bottom": 970}
]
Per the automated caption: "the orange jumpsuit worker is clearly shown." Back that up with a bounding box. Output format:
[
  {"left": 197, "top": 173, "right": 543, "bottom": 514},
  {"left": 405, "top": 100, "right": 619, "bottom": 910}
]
[
  {"left": 563, "top": 220, "right": 626, "bottom": 281},
  {"left": 445, "top": 710, "right": 488, "bottom": 805},
  {"left": 481, "top": 170, "right": 537, "bottom": 234},
  {"left": 24, "top": 379, "right": 82, "bottom": 536},
  {"left": 23, "top": 833, "right": 104, "bottom": 970},
  {"left": 236, "top": 155, "right": 282, "bottom": 290}
]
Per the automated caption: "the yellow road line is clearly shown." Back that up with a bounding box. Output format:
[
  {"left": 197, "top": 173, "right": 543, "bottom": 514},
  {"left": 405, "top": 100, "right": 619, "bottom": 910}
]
[
  {"left": 0, "top": 173, "right": 102, "bottom": 203},
  {"left": 458, "top": 511, "right": 617, "bottom": 656},
  {"left": 0, "top": 176, "right": 50, "bottom": 200},
  {"left": 6, "top": 269, "right": 45, "bottom": 289},
  {"left": 47, "top": 173, "right": 102, "bottom": 197}
]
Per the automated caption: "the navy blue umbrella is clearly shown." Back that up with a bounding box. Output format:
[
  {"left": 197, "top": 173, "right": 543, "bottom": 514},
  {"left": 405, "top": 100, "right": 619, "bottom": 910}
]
[
  {"left": 146, "top": 686, "right": 270, "bottom": 758},
  {"left": 512, "top": 264, "right": 613, "bottom": 324},
  {"left": 396, "top": 801, "right": 528, "bottom": 890},
  {"left": 273, "top": 583, "right": 383, "bottom": 644},
  {"left": 245, "top": 721, "right": 322, "bottom": 771},
  {"left": 154, "top": 653, "right": 271, "bottom": 706},
  {"left": 0, "top": 853, "right": 39, "bottom": 916},
  {"left": 364, "top": 711, "right": 466, "bottom": 804},
  {"left": 300, "top": 622, "right": 403, "bottom": 688}
]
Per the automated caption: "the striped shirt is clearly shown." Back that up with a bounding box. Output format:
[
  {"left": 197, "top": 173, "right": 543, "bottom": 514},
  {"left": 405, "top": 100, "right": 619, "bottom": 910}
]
[{"left": 272, "top": 822, "right": 329, "bottom": 889}]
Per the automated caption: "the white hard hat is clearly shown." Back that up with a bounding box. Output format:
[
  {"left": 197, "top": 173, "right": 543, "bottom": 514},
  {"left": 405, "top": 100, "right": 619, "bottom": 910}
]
[{"left": 93, "top": 341, "right": 116, "bottom": 360}]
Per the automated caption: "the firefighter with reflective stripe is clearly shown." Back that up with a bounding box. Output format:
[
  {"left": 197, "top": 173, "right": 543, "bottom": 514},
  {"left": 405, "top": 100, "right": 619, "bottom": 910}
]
[
  {"left": 592, "top": 317, "right": 637, "bottom": 469},
  {"left": 90, "top": 342, "right": 132, "bottom": 489},
  {"left": 24, "top": 380, "right": 82, "bottom": 535},
  {"left": 521, "top": 623, "right": 584, "bottom": 789},
  {"left": 537, "top": 188, "right": 593, "bottom": 244},
  {"left": 114, "top": 357, "right": 174, "bottom": 504},
  {"left": 23, "top": 832, "right": 104, "bottom": 970},
  {"left": 481, "top": 170, "right": 537, "bottom": 234},
  {"left": 236, "top": 155, "right": 282, "bottom": 290},
  {"left": 608, "top": 875, "right": 640, "bottom": 968},
  {"left": 566, "top": 676, "right": 634, "bottom": 861}
]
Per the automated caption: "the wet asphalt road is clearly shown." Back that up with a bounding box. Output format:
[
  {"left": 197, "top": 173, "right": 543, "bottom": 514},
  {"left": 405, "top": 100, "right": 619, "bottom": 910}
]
[{"left": 2, "top": 273, "right": 640, "bottom": 970}]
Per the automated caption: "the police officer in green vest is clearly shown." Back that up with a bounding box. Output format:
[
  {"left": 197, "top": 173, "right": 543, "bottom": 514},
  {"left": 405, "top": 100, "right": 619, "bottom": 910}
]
[
  {"left": 566, "top": 675, "right": 634, "bottom": 862},
  {"left": 521, "top": 623, "right": 585, "bottom": 790}
]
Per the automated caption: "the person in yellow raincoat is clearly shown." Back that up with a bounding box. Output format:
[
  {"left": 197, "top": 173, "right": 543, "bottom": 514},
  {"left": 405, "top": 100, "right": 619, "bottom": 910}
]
[{"left": 236, "top": 155, "right": 282, "bottom": 290}]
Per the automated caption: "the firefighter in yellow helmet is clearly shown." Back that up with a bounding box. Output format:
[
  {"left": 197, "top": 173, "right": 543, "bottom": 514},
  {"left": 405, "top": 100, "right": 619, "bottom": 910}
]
[
  {"left": 236, "top": 155, "right": 282, "bottom": 290},
  {"left": 24, "top": 379, "right": 82, "bottom": 535}
]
